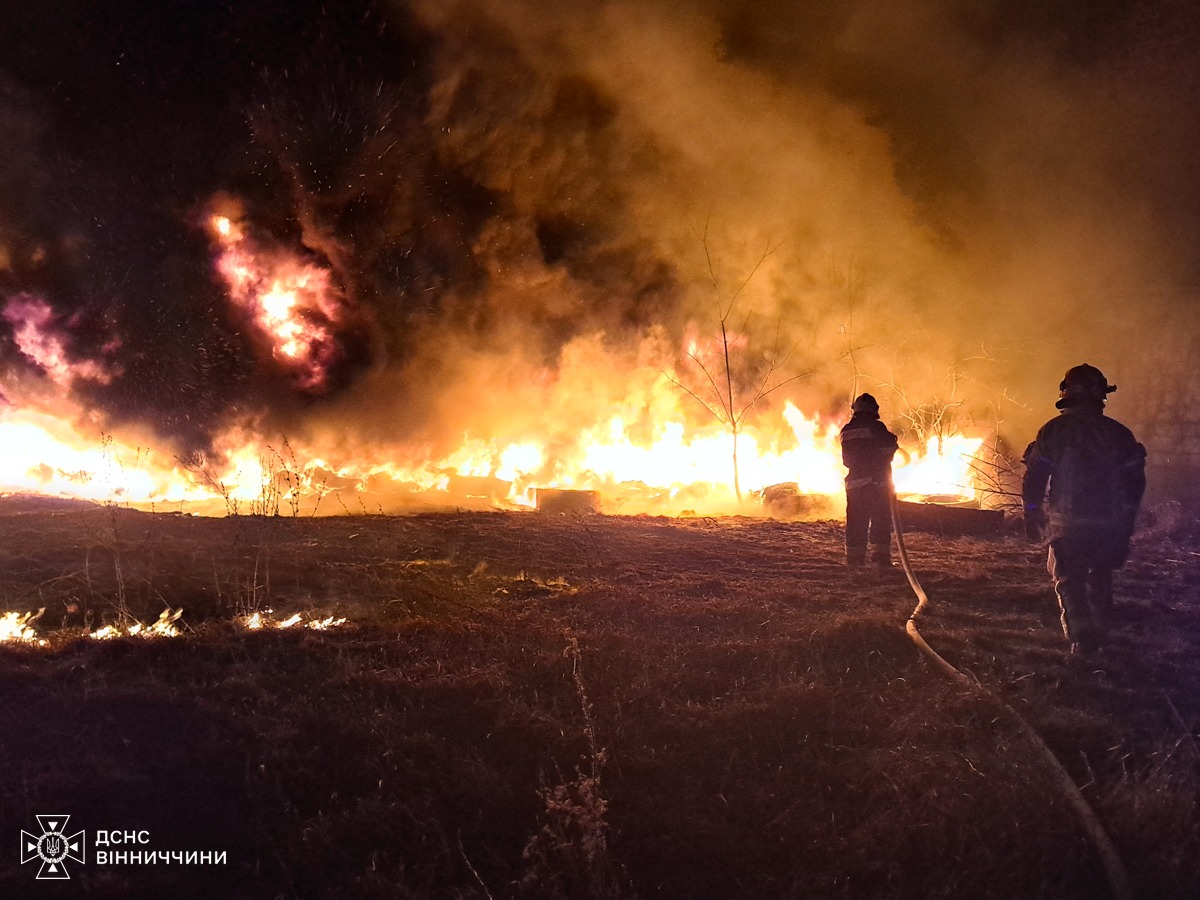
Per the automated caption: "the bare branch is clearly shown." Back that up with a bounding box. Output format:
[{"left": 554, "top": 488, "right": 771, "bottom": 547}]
[
  {"left": 724, "top": 236, "right": 781, "bottom": 319},
  {"left": 664, "top": 369, "right": 730, "bottom": 427},
  {"left": 734, "top": 372, "right": 813, "bottom": 427},
  {"left": 682, "top": 349, "right": 730, "bottom": 416},
  {"left": 702, "top": 216, "right": 719, "bottom": 295}
]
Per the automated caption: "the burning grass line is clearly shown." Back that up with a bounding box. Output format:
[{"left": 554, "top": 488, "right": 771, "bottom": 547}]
[
  {"left": 0, "top": 607, "right": 46, "bottom": 645},
  {"left": 88, "top": 606, "right": 184, "bottom": 640},
  {"left": 3, "top": 606, "right": 183, "bottom": 644},
  {"left": 3, "top": 605, "right": 351, "bottom": 647},
  {"left": 239, "top": 610, "right": 349, "bottom": 631}
]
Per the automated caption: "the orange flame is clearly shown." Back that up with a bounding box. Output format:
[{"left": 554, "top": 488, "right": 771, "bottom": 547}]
[
  {"left": 88, "top": 608, "right": 183, "bottom": 640},
  {"left": 209, "top": 215, "right": 346, "bottom": 390},
  {"left": 240, "top": 611, "right": 346, "bottom": 630},
  {"left": 0, "top": 609, "right": 46, "bottom": 645},
  {"left": 1, "top": 224, "right": 988, "bottom": 517},
  {"left": 0, "top": 389, "right": 986, "bottom": 516}
]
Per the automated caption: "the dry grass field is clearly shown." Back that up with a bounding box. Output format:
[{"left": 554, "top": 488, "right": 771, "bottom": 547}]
[{"left": 1, "top": 496, "right": 1198, "bottom": 899}]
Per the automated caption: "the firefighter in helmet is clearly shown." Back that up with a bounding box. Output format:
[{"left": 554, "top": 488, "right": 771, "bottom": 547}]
[
  {"left": 1022, "top": 364, "right": 1146, "bottom": 657},
  {"left": 840, "top": 393, "right": 899, "bottom": 566}
]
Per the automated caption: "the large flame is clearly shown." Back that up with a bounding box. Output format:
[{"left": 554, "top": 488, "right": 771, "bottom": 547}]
[
  {"left": 0, "top": 211, "right": 987, "bottom": 517},
  {"left": 0, "top": 389, "right": 984, "bottom": 515},
  {"left": 0, "top": 406, "right": 202, "bottom": 503},
  {"left": 368, "top": 401, "right": 983, "bottom": 513}
]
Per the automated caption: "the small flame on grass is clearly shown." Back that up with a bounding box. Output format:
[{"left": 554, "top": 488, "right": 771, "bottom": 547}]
[
  {"left": 0, "top": 609, "right": 48, "bottom": 646},
  {"left": 238, "top": 610, "right": 345, "bottom": 631},
  {"left": 89, "top": 608, "right": 183, "bottom": 640}
]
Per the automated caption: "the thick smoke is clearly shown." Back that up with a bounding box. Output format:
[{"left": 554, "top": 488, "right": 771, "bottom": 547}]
[{"left": 2, "top": 0, "right": 1198, "bottom": 482}]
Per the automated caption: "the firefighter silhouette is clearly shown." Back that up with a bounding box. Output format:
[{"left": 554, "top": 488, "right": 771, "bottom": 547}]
[
  {"left": 1023, "top": 364, "right": 1147, "bottom": 657},
  {"left": 839, "top": 393, "right": 899, "bottom": 567}
]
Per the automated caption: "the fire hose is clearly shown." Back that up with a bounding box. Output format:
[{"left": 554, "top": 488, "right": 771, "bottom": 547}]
[{"left": 889, "top": 491, "right": 1133, "bottom": 900}]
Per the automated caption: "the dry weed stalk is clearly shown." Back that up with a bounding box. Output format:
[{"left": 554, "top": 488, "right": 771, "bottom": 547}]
[
  {"left": 101, "top": 498, "right": 134, "bottom": 627},
  {"left": 177, "top": 436, "right": 309, "bottom": 517},
  {"left": 519, "top": 630, "right": 624, "bottom": 899}
]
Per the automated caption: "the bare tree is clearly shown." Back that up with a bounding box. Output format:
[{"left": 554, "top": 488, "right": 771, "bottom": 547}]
[
  {"left": 666, "top": 228, "right": 809, "bottom": 505},
  {"left": 868, "top": 367, "right": 969, "bottom": 454},
  {"left": 831, "top": 259, "right": 869, "bottom": 406}
]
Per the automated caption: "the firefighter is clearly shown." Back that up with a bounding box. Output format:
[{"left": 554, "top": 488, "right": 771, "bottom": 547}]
[
  {"left": 1022, "top": 364, "right": 1146, "bottom": 657},
  {"left": 840, "top": 393, "right": 899, "bottom": 566}
]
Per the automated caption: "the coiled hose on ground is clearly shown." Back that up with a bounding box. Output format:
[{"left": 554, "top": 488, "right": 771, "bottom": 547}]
[{"left": 889, "top": 492, "right": 1133, "bottom": 900}]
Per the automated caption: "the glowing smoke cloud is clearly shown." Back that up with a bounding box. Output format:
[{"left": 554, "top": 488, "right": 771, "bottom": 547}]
[{"left": 0, "top": 0, "right": 1197, "bottom": 496}]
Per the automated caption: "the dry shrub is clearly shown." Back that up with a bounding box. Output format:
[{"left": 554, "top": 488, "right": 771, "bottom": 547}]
[
  {"left": 517, "top": 632, "right": 626, "bottom": 898},
  {"left": 518, "top": 762, "right": 620, "bottom": 899}
]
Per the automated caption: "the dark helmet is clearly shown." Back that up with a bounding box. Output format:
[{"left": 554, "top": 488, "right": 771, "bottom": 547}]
[
  {"left": 851, "top": 392, "right": 880, "bottom": 414},
  {"left": 1056, "top": 363, "right": 1116, "bottom": 409}
]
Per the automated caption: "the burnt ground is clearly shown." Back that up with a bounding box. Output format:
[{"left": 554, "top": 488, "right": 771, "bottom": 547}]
[{"left": 0, "top": 498, "right": 1198, "bottom": 899}]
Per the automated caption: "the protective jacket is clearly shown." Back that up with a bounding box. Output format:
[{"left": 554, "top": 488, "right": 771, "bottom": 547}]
[
  {"left": 840, "top": 413, "right": 899, "bottom": 488},
  {"left": 1022, "top": 404, "right": 1146, "bottom": 544}
]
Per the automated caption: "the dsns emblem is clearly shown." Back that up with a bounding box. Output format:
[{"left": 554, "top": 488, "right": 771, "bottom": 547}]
[{"left": 21, "top": 815, "right": 86, "bottom": 880}]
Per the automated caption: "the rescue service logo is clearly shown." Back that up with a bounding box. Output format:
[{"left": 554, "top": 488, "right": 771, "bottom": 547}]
[{"left": 20, "top": 815, "right": 86, "bottom": 880}]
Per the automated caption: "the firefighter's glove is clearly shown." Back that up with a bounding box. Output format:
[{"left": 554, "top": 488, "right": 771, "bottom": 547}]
[{"left": 1024, "top": 506, "right": 1046, "bottom": 543}]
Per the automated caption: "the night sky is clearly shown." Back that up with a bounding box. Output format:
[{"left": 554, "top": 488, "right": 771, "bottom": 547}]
[{"left": 3, "top": 0, "right": 1200, "bottom": 461}]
